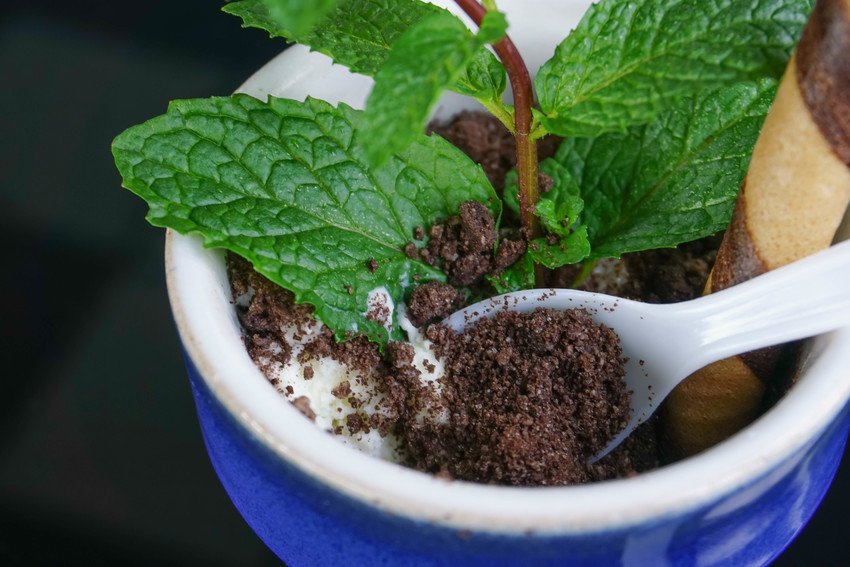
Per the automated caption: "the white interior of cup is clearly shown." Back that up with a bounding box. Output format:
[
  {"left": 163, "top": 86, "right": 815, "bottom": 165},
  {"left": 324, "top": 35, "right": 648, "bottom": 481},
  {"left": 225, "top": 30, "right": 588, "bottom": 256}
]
[{"left": 165, "top": 0, "right": 850, "bottom": 534}]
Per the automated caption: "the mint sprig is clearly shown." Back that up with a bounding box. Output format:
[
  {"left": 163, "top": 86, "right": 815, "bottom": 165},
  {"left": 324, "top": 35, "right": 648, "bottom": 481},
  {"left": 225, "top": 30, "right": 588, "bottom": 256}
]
[
  {"left": 112, "top": 95, "right": 498, "bottom": 344},
  {"left": 536, "top": 0, "right": 812, "bottom": 138}
]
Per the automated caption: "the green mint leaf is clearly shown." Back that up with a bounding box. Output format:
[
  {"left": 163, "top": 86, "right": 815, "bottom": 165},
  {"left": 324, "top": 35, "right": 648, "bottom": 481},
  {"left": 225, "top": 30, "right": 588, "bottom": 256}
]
[
  {"left": 224, "top": 0, "right": 345, "bottom": 38},
  {"left": 360, "top": 11, "right": 505, "bottom": 165},
  {"left": 224, "top": 0, "right": 505, "bottom": 102},
  {"left": 536, "top": 0, "right": 812, "bottom": 138},
  {"left": 225, "top": 0, "right": 429, "bottom": 76},
  {"left": 453, "top": 51, "right": 508, "bottom": 103},
  {"left": 112, "top": 94, "right": 499, "bottom": 344},
  {"left": 452, "top": 10, "right": 508, "bottom": 103},
  {"left": 504, "top": 157, "right": 583, "bottom": 221},
  {"left": 476, "top": 10, "right": 508, "bottom": 44},
  {"left": 529, "top": 227, "right": 591, "bottom": 269},
  {"left": 538, "top": 158, "right": 583, "bottom": 210},
  {"left": 503, "top": 171, "right": 520, "bottom": 217},
  {"left": 528, "top": 195, "right": 591, "bottom": 268},
  {"left": 553, "top": 79, "right": 777, "bottom": 258},
  {"left": 534, "top": 196, "right": 583, "bottom": 238}
]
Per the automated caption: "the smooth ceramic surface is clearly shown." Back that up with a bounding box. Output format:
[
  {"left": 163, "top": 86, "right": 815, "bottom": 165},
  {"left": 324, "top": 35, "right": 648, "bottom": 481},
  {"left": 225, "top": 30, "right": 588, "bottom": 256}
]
[{"left": 165, "top": 1, "right": 850, "bottom": 564}]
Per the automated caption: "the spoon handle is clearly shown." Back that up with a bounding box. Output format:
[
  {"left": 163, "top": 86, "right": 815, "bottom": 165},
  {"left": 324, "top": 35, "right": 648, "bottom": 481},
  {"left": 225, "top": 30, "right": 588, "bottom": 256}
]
[{"left": 677, "top": 239, "right": 850, "bottom": 365}]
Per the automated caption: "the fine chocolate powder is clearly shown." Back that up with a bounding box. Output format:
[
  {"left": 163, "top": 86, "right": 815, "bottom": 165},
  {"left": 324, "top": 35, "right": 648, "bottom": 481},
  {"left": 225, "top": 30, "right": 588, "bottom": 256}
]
[{"left": 408, "top": 308, "right": 647, "bottom": 485}]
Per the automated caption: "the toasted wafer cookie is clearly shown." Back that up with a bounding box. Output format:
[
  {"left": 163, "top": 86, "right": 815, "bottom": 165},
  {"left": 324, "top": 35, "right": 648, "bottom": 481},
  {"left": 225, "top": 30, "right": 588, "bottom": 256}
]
[{"left": 663, "top": 0, "right": 850, "bottom": 458}]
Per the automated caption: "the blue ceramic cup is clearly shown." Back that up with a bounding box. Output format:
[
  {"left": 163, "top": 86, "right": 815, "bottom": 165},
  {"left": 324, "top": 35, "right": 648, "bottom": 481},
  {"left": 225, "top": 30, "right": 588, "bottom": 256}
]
[{"left": 164, "top": 1, "right": 850, "bottom": 564}]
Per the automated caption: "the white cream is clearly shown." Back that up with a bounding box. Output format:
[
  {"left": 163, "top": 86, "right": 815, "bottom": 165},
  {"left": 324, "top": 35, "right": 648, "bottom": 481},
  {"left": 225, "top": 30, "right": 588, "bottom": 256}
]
[
  {"left": 398, "top": 305, "right": 449, "bottom": 425},
  {"left": 363, "top": 286, "right": 394, "bottom": 333},
  {"left": 254, "top": 287, "right": 446, "bottom": 462}
]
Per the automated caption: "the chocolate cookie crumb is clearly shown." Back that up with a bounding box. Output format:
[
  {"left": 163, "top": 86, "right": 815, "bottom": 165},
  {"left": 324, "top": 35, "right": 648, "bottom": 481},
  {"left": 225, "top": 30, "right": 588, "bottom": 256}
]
[
  {"left": 292, "top": 396, "right": 316, "bottom": 421},
  {"left": 494, "top": 239, "right": 527, "bottom": 274},
  {"left": 413, "top": 200, "right": 522, "bottom": 288},
  {"left": 228, "top": 253, "right": 312, "bottom": 371},
  {"left": 365, "top": 292, "right": 391, "bottom": 327},
  {"left": 450, "top": 253, "right": 491, "bottom": 287},
  {"left": 459, "top": 200, "right": 498, "bottom": 254},
  {"left": 410, "top": 308, "right": 635, "bottom": 486},
  {"left": 406, "top": 281, "right": 466, "bottom": 328},
  {"left": 332, "top": 380, "right": 352, "bottom": 399},
  {"left": 404, "top": 242, "right": 419, "bottom": 260},
  {"left": 347, "top": 413, "right": 365, "bottom": 435},
  {"left": 538, "top": 173, "right": 554, "bottom": 193}
]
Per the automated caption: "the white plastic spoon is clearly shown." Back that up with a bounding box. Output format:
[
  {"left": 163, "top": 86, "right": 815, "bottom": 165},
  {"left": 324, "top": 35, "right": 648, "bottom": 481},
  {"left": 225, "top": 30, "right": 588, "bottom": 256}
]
[{"left": 443, "top": 239, "right": 850, "bottom": 461}]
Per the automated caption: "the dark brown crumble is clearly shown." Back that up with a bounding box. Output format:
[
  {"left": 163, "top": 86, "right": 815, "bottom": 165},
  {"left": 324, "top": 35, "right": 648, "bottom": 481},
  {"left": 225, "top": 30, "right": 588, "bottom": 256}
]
[
  {"left": 406, "top": 200, "right": 527, "bottom": 288},
  {"left": 410, "top": 308, "right": 656, "bottom": 485},
  {"left": 406, "top": 281, "right": 466, "bottom": 328},
  {"left": 230, "top": 246, "right": 661, "bottom": 484}
]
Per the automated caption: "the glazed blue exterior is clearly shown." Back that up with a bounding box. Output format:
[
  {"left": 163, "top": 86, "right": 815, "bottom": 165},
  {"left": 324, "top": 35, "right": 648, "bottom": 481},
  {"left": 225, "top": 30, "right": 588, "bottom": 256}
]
[{"left": 185, "top": 354, "right": 849, "bottom": 566}]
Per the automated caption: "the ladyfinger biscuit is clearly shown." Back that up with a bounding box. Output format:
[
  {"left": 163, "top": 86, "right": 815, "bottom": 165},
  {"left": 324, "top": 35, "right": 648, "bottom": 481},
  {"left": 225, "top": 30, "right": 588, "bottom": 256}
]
[{"left": 663, "top": 0, "right": 850, "bottom": 458}]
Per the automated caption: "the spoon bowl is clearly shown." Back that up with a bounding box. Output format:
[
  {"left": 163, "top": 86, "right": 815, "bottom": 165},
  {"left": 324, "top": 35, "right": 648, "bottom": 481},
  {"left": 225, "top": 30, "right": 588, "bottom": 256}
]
[{"left": 444, "top": 239, "right": 850, "bottom": 459}]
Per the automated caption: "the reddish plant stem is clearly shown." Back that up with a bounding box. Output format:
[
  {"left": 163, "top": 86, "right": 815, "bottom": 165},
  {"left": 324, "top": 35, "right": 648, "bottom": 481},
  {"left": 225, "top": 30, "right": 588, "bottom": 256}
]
[{"left": 455, "top": 0, "right": 544, "bottom": 284}]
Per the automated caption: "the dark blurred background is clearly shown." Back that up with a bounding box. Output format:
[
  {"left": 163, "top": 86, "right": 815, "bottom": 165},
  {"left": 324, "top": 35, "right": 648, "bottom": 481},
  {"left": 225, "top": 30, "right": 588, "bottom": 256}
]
[{"left": 0, "top": 1, "right": 847, "bottom": 565}]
